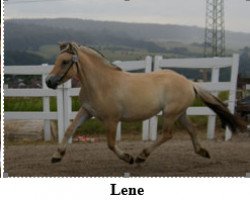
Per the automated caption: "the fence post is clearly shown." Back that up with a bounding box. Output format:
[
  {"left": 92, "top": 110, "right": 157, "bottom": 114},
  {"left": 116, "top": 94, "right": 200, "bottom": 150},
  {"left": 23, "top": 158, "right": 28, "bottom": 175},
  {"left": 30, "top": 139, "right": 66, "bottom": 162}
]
[
  {"left": 225, "top": 54, "right": 239, "bottom": 141},
  {"left": 148, "top": 55, "right": 163, "bottom": 141},
  {"left": 207, "top": 61, "right": 219, "bottom": 139},
  {"left": 116, "top": 122, "right": 122, "bottom": 141},
  {"left": 63, "top": 80, "right": 72, "bottom": 143},
  {"left": 42, "top": 70, "right": 51, "bottom": 141},
  {"left": 149, "top": 117, "right": 158, "bottom": 141},
  {"left": 153, "top": 55, "right": 163, "bottom": 71},
  {"left": 57, "top": 85, "right": 65, "bottom": 143},
  {"left": 145, "top": 56, "right": 152, "bottom": 72},
  {"left": 142, "top": 56, "right": 153, "bottom": 141},
  {"left": 142, "top": 121, "right": 150, "bottom": 141}
]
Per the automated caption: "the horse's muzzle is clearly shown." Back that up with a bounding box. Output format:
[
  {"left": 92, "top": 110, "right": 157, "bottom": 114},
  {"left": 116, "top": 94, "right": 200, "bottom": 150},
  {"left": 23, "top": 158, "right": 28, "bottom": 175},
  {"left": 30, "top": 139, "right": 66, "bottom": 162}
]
[{"left": 46, "top": 75, "right": 60, "bottom": 89}]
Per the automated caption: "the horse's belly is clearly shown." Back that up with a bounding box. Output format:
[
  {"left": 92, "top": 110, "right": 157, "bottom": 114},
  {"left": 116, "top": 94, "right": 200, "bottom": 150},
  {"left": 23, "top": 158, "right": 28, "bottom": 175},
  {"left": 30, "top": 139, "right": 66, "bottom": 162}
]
[
  {"left": 120, "top": 97, "right": 162, "bottom": 121},
  {"left": 120, "top": 111, "right": 159, "bottom": 122}
]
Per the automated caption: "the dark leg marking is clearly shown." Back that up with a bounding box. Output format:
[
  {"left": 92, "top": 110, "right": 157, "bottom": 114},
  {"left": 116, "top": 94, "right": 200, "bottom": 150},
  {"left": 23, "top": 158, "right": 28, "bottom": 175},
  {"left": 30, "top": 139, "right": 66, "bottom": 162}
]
[
  {"left": 197, "top": 148, "right": 210, "bottom": 159},
  {"left": 135, "top": 149, "right": 150, "bottom": 164},
  {"left": 124, "top": 153, "right": 134, "bottom": 164},
  {"left": 51, "top": 157, "right": 62, "bottom": 163},
  {"left": 51, "top": 149, "right": 66, "bottom": 163}
]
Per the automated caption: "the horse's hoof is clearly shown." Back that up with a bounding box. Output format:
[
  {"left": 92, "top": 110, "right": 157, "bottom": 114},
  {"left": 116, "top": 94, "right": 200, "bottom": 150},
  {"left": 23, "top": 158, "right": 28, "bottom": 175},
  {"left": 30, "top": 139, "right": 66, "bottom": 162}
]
[
  {"left": 135, "top": 149, "right": 149, "bottom": 164},
  {"left": 135, "top": 156, "right": 146, "bottom": 164},
  {"left": 124, "top": 153, "right": 134, "bottom": 164},
  {"left": 51, "top": 157, "right": 62, "bottom": 163},
  {"left": 129, "top": 158, "right": 134, "bottom": 165},
  {"left": 198, "top": 148, "right": 211, "bottom": 159}
]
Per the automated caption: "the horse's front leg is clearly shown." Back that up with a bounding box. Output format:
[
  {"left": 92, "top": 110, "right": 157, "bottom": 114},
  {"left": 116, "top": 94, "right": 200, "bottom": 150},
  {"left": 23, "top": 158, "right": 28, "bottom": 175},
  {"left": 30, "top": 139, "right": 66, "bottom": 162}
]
[
  {"left": 105, "top": 121, "right": 134, "bottom": 164},
  {"left": 51, "top": 107, "right": 91, "bottom": 163}
]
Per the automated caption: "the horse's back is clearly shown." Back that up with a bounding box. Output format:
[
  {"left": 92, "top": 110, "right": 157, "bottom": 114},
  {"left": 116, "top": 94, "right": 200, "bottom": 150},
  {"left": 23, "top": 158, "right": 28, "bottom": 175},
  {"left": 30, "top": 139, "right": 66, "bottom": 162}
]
[
  {"left": 123, "top": 69, "right": 194, "bottom": 94},
  {"left": 124, "top": 69, "right": 189, "bottom": 81}
]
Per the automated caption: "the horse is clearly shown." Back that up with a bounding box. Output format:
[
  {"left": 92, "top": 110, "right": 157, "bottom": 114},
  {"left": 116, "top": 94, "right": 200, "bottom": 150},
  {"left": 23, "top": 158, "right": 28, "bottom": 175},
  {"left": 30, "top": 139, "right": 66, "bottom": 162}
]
[{"left": 46, "top": 42, "right": 246, "bottom": 164}]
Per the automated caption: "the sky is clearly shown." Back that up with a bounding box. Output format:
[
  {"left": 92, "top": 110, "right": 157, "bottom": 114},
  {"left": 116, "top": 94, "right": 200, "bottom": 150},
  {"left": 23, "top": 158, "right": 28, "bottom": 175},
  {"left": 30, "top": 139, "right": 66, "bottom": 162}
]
[{"left": 4, "top": 0, "right": 250, "bottom": 33}]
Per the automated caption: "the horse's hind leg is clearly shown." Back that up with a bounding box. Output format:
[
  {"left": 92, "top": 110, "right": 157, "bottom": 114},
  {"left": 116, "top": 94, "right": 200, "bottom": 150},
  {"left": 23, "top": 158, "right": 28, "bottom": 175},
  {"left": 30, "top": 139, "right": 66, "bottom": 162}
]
[
  {"left": 105, "top": 120, "right": 134, "bottom": 164},
  {"left": 135, "top": 115, "right": 175, "bottom": 164},
  {"left": 51, "top": 107, "right": 91, "bottom": 163},
  {"left": 178, "top": 113, "right": 210, "bottom": 158}
]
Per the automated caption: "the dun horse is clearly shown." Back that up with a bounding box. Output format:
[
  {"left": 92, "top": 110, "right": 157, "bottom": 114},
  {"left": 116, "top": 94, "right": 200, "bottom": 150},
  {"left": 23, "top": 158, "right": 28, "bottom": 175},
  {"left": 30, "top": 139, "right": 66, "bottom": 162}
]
[{"left": 46, "top": 42, "right": 246, "bottom": 164}]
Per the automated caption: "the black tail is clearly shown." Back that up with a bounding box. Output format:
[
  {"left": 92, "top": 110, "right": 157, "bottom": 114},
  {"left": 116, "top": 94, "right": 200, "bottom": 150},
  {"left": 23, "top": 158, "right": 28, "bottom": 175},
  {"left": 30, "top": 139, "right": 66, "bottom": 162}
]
[{"left": 193, "top": 84, "right": 246, "bottom": 133}]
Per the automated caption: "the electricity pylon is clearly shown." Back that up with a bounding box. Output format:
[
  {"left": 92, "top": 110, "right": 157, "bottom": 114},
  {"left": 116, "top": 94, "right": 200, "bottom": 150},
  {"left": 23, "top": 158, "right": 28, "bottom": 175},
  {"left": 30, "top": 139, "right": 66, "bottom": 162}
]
[{"left": 204, "top": 0, "right": 225, "bottom": 57}]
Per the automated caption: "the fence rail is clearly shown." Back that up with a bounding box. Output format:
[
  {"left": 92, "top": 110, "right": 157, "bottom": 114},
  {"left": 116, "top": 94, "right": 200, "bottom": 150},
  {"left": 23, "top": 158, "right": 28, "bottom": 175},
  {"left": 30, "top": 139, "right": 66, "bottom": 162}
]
[{"left": 4, "top": 54, "right": 239, "bottom": 142}]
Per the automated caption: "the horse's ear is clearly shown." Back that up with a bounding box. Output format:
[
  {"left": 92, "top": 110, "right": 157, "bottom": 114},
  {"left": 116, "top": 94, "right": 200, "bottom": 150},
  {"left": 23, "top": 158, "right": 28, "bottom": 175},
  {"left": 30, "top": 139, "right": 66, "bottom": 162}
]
[
  {"left": 58, "top": 42, "right": 68, "bottom": 51},
  {"left": 58, "top": 42, "right": 78, "bottom": 54},
  {"left": 68, "top": 43, "right": 74, "bottom": 53},
  {"left": 70, "top": 42, "right": 79, "bottom": 54}
]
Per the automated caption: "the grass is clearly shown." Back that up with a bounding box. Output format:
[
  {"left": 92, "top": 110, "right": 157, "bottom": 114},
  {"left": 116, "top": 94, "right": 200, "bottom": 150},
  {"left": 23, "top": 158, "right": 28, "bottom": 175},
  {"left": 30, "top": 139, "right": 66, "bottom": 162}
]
[
  {"left": 4, "top": 96, "right": 82, "bottom": 112},
  {"left": 5, "top": 97, "right": 45, "bottom": 112},
  {"left": 5, "top": 97, "right": 57, "bottom": 111}
]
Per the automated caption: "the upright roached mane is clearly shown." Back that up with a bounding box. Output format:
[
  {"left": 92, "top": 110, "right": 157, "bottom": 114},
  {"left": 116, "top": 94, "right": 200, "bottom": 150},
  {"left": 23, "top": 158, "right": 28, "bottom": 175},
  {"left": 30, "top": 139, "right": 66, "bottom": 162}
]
[
  {"left": 46, "top": 42, "right": 246, "bottom": 165},
  {"left": 58, "top": 42, "right": 122, "bottom": 71}
]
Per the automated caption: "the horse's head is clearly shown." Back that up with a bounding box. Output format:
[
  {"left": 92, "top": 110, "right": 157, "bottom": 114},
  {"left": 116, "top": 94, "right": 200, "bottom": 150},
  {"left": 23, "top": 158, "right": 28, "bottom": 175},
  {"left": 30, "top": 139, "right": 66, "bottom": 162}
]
[{"left": 46, "top": 42, "right": 79, "bottom": 89}]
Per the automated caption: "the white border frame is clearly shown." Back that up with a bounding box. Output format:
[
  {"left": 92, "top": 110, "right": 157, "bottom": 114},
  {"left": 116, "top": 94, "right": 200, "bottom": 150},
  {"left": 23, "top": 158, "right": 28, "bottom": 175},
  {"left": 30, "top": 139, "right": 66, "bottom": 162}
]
[
  {"left": 1, "top": 1, "right": 250, "bottom": 200},
  {"left": 1, "top": 0, "right": 5, "bottom": 178}
]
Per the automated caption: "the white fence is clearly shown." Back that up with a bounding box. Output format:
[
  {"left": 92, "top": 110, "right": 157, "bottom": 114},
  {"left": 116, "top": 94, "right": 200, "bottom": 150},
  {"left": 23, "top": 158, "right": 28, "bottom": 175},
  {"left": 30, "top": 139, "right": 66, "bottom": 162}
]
[
  {"left": 5, "top": 64, "right": 64, "bottom": 141},
  {"left": 5, "top": 54, "right": 239, "bottom": 142}
]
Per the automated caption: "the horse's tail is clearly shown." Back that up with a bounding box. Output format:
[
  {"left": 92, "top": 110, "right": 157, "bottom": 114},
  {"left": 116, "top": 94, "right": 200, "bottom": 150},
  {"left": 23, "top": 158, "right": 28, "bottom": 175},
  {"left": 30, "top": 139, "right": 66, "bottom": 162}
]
[{"left": 192, "top": 83, "right": 246, "bottom": 133}]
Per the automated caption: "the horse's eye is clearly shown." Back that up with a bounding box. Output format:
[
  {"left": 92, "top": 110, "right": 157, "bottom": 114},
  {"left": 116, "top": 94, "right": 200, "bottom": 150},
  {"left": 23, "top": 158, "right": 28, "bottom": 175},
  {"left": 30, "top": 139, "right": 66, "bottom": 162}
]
[{"left": 62, "top": 60, "right": 69, "bottom": 65}]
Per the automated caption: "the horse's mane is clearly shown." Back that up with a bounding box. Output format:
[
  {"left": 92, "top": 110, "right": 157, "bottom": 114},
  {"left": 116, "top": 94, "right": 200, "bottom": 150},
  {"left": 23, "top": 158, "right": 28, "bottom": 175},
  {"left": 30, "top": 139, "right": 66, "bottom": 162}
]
[{"left": 59, "top": 42, "right": 122, "bottom": 71}]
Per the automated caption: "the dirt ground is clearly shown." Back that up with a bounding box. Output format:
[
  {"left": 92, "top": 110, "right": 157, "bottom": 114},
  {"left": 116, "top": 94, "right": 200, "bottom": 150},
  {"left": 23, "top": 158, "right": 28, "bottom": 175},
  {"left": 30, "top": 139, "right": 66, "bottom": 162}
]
[
  {"left": 4, "top": 133, "right": 250, "bottom": 177},
  {"left": 4, "top": 120, "right": 44, "bottom": 141}
]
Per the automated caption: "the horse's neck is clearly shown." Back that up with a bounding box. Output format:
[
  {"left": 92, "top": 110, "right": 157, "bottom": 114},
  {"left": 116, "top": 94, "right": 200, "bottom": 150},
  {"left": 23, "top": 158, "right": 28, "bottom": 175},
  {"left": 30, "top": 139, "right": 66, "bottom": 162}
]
[{"left": 78, "top": 54, "right": 118, "bottom": 97}]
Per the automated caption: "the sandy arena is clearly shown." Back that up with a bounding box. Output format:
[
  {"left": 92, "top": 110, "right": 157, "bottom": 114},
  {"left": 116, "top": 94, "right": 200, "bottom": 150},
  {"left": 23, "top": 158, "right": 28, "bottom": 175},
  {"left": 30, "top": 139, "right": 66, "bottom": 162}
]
[{"left": 4, "top": 133, "right": 250, "bottom": 177}]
